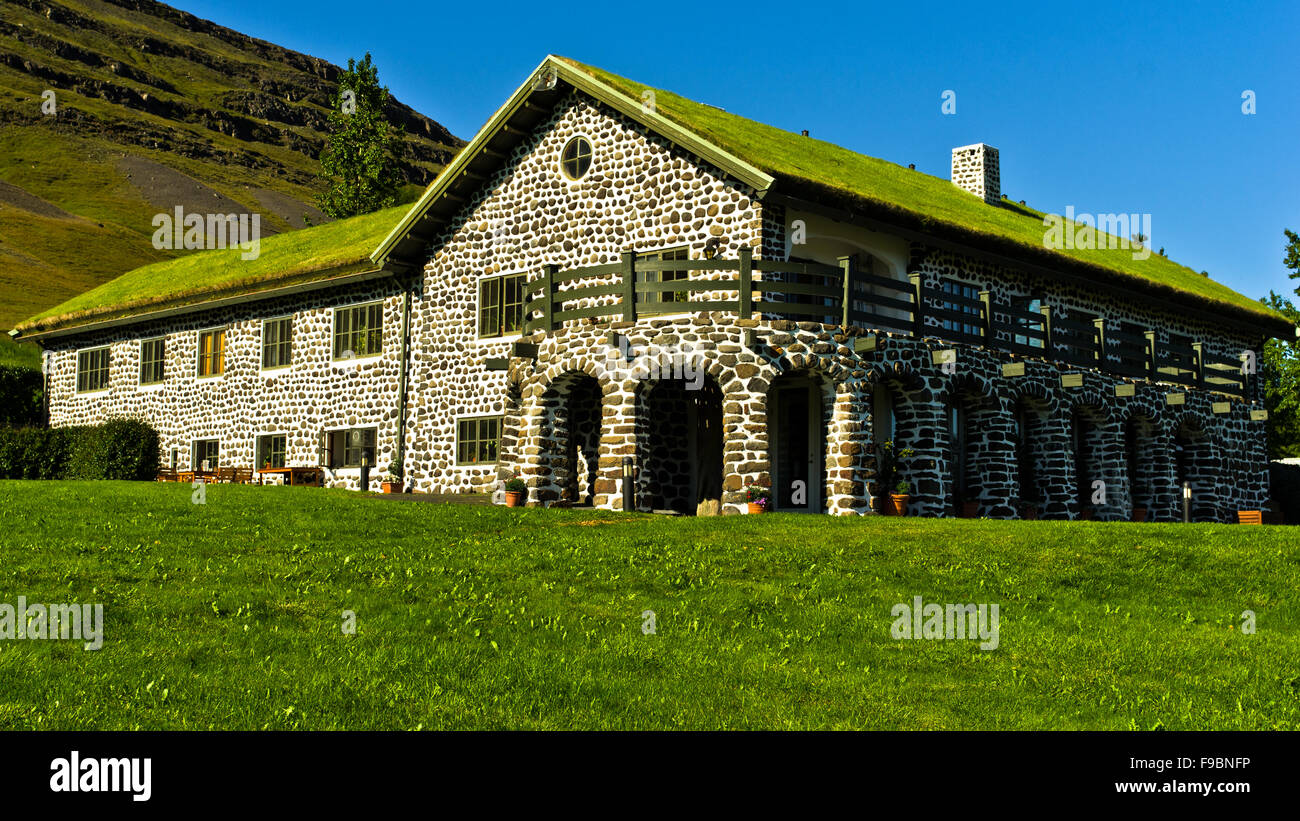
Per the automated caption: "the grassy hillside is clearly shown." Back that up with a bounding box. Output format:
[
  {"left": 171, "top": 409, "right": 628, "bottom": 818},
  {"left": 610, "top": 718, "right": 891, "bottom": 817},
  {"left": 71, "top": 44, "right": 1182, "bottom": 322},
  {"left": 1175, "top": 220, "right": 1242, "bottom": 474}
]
[
  {"left": 0, "top": 0, "right": 462, "bottom": 334},
  {"left": 0, "top": 481, "right": 1295, "bottom": 730}
]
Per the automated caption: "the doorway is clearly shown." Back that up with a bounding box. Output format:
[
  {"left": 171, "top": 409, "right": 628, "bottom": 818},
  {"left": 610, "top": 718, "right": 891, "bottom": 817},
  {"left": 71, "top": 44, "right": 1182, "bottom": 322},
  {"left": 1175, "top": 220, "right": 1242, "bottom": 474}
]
[{"left": 769, "top": 375, "right": 825, "bottom": 512}]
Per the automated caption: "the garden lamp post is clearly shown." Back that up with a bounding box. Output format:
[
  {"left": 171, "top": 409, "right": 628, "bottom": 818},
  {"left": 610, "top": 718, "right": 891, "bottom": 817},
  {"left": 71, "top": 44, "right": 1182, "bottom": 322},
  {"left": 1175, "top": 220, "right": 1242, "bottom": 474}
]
[
  {"left": 1182, "top": 481, "right": 1191, "bottom": 523},
  {"left": 622, "top": 457, "right": 634, "bottom": 513}
]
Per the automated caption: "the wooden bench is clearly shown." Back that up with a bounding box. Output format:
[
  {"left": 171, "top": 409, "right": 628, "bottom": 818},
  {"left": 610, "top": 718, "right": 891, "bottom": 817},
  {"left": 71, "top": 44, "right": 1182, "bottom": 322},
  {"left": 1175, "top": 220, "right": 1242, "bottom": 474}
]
[
  {"left": 155, "top": 469, "right": 179, "bottom": 482},
  {"left": 1237, "top": 510, "right": 1263, "bottom": 525}
]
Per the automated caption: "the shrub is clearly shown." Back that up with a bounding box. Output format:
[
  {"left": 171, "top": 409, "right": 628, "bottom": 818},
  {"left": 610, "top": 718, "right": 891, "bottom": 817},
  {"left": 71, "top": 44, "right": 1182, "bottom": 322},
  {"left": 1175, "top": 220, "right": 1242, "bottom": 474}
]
[
  {"left": 1269, "top": 462, "right": 1300, "bottom": 524},
  {"left": 0, "top": 419, "right": 159, "bottom": 481},
  {"left": 0, "top": 365, "right": 42, "bottom": 427}
]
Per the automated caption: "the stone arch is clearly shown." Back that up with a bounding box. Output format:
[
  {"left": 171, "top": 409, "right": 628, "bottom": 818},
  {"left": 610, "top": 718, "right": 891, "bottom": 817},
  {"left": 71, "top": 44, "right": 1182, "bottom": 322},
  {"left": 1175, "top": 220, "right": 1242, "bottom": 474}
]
[
  {"left": 1068, "top": 400, "right": 1116, "bottom": 519},
  {"left": 937, "top": 373, "right": 1010, "bottom": 517},
  {"left": 866, "top": 359, "right": 934, "bottom": 514},
  {"left": 532, "top": 368, "right": 606, "bottom": 507},
  {"left": 1171, "top": 412, "right": 1219, "bottom": 522},
  {"left": 1121, "top": 412, "right": 1160, "bottom": 519},
  {"left": 634, "top": 372, "right": 725, "bottom": 514},
  {"left": 767, "top": 367, "right": 835, "bottom": 512},
  {"left": 1010, "top": 388, "right": 1061, "bottom": 518}
]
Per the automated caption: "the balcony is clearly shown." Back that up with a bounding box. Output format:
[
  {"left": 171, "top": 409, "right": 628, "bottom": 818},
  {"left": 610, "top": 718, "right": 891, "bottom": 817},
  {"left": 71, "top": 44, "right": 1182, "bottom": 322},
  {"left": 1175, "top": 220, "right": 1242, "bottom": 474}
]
[{"left": 522, "top": 249, "right": 1250, "bottom": 398}]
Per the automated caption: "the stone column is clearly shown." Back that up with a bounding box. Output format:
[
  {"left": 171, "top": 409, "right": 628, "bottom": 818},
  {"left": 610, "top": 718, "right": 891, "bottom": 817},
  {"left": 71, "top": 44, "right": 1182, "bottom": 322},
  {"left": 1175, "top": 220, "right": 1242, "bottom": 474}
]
[{"left": 826, "top": 381, "right": 872, "bottom": 515}]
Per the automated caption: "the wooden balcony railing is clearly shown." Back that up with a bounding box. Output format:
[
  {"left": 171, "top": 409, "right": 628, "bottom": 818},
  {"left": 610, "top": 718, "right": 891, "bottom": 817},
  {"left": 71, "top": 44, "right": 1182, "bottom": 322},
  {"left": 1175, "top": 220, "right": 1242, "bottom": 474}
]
[{"left": 520, "top": 249, "right": 1251, "bottom": 398}]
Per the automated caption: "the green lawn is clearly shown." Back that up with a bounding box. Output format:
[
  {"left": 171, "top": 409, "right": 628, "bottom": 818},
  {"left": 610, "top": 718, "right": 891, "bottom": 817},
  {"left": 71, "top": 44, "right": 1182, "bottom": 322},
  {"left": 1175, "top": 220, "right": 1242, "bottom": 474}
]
[{"left": 0, "top": 481, "right": 1296, "bottom": 730}]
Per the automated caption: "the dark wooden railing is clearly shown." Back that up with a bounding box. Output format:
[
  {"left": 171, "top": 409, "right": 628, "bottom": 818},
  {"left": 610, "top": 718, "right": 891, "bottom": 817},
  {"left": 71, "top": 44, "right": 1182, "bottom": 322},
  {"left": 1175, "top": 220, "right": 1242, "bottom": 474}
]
[{"left": 520, "top": 250, "right": 1250, "bottom": 398}]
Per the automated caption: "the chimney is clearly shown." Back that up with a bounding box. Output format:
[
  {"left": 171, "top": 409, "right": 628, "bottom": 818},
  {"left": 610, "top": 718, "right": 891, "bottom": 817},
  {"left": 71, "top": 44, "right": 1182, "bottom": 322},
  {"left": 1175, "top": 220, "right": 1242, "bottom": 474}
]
[{"left": 951, "top": 143, "right": 1000, "bottom": 204}]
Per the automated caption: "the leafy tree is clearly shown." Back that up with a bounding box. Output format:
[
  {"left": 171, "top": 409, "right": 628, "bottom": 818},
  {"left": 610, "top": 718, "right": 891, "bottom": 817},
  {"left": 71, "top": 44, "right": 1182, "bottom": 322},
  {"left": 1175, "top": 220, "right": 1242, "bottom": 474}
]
[
  {"left": 1261, "top": 230, "right": 1300, "bottom": 458},
  {"left": 317, "top": 54, "right": 402, "bottom": 218}
]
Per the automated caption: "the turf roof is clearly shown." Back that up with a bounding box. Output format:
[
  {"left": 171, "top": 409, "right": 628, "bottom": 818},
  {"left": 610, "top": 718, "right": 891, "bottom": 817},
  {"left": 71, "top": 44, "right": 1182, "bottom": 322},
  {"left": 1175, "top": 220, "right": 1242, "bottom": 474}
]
[
  {"left": 15, "top": 205, "right": 407, "bottom": 335},
  {"left": 16, "top": 56, "right": 1290, "bottom": 337},
  {"left": 555, "top": 57, "right": 1287, "bottom": 329}
]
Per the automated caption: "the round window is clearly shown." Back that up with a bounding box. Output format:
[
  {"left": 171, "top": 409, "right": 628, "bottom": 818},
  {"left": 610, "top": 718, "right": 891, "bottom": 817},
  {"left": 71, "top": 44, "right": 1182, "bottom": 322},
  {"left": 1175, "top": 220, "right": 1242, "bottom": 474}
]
[{"left": 561, "top": 136, "right": 592, "bottom": 180}]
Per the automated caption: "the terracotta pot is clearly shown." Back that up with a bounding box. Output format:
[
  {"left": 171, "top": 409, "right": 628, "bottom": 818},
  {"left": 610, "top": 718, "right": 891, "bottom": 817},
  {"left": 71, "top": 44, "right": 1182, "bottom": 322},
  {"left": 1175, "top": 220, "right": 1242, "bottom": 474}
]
[
  {"left": 887, "top": 494, "right": 910, "bottom": 516},
  {"left": 960, "top": 501, "right": 980, "bottom": 518},
  {"left": 747, "top": 502, "right": 766, "bottom": 514},
  {"left": 1020, "top": 506, "right": 1038, "bottom": 520},
  {"left": 505, "top": 490, "right": 525, "bottom": 508},
  {"left": 1079, "top": 508, "right": 1095, "bottom": 521},
  {"left": 381, "top": 481, "right": 400, "bottom": 494},
  {"left": 1132, "top": 506, "right": 1148, "bottom": 522}
]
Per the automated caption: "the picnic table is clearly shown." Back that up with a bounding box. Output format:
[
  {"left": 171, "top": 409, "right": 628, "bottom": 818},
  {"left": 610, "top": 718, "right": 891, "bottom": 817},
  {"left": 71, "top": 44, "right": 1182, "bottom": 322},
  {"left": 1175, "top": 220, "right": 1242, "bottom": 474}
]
[{"left": 257, "top": 466, "right": 324, "bottom": 487}]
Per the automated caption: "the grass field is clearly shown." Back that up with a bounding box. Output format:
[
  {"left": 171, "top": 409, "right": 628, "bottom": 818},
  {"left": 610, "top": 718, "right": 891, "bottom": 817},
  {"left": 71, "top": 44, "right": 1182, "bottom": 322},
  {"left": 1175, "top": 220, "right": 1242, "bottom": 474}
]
[{"left": 0, "top": 481, "right": 1296, "bottom": 730}]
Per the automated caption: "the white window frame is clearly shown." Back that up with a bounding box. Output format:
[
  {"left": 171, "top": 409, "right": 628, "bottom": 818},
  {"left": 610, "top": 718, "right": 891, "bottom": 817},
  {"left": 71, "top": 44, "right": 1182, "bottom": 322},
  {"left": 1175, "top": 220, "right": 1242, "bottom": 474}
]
[
  {"left": 76, "top": 345, "right": 111, "bottom": 394},
  {"left": 260, "top": 315, "right": 294, "bottom": 373},
  {"left": 331, "top": 301, "right": 385, "bottom": 365}
]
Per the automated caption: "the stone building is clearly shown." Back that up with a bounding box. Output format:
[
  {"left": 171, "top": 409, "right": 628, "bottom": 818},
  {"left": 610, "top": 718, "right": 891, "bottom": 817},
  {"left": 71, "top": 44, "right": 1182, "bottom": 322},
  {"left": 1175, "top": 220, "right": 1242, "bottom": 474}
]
[{"left": 12, "top": 56, "right": 1293, "bottom": 522}]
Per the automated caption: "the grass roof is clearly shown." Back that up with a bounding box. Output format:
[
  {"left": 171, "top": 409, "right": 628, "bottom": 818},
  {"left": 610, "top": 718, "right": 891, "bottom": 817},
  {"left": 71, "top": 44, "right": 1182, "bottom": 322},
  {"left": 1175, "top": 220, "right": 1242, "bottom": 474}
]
[
  {"left": 15, "top": 205, "right": 407, "bottom": 334},
  {"left": 557, "top": 57, "right": 1286, "bottom": 327}
]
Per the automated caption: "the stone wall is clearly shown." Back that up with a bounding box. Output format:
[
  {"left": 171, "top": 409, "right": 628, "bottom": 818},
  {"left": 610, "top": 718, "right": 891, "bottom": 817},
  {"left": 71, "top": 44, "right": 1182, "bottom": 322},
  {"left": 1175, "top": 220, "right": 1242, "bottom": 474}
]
[
  {"left": 503, "top": 314, "right": 1265, "bottom": 520},
  {"left": 41, "top": 279, "right": 405, "bottom": 489},
  {"left": 401, "top": 90, "right": 763, "bottom": 495}
]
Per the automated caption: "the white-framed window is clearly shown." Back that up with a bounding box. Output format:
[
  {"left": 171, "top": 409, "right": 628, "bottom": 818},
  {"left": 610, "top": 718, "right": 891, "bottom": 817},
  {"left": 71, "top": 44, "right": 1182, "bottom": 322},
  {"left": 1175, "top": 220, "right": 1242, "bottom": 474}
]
[
  {"left": 261, "top": 317, "right": 293, "bottom": 369},
  {"left": 77, "top": 346, "right": 111, "bottom": 393},
  {"left": 140, "top": 337, "right": 165, "bottom": 385},
  {"left": 333, "top": 302, "right": 383, "bottom": 360}
]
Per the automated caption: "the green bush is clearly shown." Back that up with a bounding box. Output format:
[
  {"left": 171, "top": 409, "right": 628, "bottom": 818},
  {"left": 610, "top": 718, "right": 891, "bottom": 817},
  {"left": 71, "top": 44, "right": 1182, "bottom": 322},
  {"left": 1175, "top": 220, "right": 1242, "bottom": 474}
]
[
  {"left": 0, "top": 419, "right": 159, "bottom": 481},
  {"left": 1270, "top": 462, "right": 1300, "bottom": 524},
  {"left": 0, "top": 365, "right": 42, "bottom": 427}
]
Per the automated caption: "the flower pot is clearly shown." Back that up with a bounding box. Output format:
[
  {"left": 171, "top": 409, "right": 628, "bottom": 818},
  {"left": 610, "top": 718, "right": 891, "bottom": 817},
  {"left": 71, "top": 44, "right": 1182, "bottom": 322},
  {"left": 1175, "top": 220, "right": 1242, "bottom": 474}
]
[
  {"left": 381, "top": 481, "right": 400, "bottom": 494},
  {"left": 887, "top": 494, "right": 910, "bottom": 516},
  {"left": 747, "top": 502, "right": 766, "bottom": 514},
  {"left": 1132, "top": 506, "right": 1148, "bottom": 522},
  {"left": 1079, "top": 508, "right": 1094, "bottom": 521},
  {"left": 505, "top": 490, "right": 525, "bottom": 508},
  {"left": 960, "top": 501, "right": 980, "bottom": 518}
]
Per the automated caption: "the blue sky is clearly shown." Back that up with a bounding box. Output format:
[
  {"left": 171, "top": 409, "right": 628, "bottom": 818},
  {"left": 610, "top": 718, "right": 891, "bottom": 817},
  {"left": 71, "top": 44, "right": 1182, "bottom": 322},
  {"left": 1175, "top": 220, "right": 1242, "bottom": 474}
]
[{"left": 175, "top": 0, "right": 1299, "bottom": 306}]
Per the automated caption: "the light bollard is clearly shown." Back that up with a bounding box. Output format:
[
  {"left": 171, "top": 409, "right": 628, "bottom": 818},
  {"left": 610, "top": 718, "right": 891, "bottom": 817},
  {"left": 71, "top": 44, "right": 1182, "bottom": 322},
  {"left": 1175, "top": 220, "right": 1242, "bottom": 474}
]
[
  {"left": 622, "top": 457, "right": 634, "bottom": 513},
  {"left": 1182, "top": 481, "right": 1191, "bottom": 523}
]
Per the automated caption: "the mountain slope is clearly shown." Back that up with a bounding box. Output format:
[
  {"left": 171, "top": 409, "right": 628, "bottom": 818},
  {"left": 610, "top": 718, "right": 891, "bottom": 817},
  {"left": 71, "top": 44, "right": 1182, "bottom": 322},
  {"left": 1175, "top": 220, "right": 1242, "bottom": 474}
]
[{"left": 0, "top": 0, "right": 463, "bottom": 332}]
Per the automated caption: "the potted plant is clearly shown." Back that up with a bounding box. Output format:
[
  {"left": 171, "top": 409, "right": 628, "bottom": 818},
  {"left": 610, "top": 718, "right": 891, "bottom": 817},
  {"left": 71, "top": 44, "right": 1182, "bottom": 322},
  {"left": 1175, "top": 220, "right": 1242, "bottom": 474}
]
[
  {"left": 504, "top": 475, "right": 527, "bottom": 507},
  {"left": 382, "top": 457, "right": 403, "bottom": 494},
  {"left": 888, "top": 481, "right": 911, "bottom": 516},
  {"left": 875, "top": 440, "right": 915, "bottom": 515},
  {"left": 745, "top": 484, "right": 771, "bottom": 514}
]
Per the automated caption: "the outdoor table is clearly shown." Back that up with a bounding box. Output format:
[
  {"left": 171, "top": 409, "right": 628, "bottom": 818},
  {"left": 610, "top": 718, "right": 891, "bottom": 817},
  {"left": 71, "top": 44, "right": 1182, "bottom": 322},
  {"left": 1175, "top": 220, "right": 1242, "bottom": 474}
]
[{"left": 257, "top": 467, "right": 324, "bottom": 486}]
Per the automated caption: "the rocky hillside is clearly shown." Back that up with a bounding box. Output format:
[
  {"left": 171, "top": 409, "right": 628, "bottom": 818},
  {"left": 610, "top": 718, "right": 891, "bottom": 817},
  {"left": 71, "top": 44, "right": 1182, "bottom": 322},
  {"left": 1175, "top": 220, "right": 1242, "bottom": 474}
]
[{"left": 0, "top": 0, "right": 463, "bottom": 332}]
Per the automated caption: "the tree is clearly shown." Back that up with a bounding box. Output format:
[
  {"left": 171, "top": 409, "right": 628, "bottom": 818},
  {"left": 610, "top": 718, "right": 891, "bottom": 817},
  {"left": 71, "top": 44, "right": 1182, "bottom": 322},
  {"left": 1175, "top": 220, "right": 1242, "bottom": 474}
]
[
  {"left": 316, "top": 53, "right": 402, "bottom": 219},
  {"left": 1263, "top": 230, "right": 1300, "bottom": 458},
  {"left": 1261, "top": 232, "right": 1300, "bottom": 460}
]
